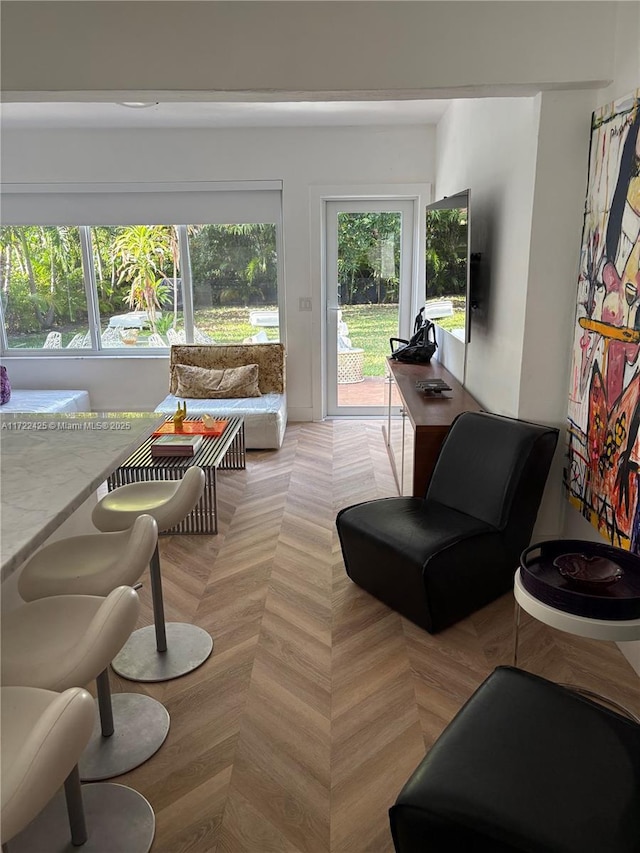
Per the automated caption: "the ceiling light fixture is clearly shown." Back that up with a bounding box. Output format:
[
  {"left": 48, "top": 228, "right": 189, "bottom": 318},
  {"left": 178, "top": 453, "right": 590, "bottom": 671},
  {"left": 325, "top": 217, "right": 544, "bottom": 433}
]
[{"left": 118, "top": 102, "right": 159, "bottom": 109}]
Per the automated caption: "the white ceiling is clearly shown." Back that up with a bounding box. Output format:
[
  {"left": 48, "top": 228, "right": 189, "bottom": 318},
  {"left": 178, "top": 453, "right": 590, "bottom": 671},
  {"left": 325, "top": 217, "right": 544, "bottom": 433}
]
[{"left": 0, "top": 99, "right": 451, "bottom": 130}]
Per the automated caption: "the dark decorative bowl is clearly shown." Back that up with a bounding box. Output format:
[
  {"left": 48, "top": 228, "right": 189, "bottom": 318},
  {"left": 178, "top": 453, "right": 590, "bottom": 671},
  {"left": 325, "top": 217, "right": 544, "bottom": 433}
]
[
  {"left": 520, "top": 540, "right": 640, "bottom": 619},
  {"left": 553, "top": 553, "right": 624, "bottom": 590}
]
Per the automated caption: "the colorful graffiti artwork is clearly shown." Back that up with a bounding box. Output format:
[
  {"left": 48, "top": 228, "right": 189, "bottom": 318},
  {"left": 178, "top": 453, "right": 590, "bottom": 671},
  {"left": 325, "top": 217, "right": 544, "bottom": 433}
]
[{"left": 566, "top": 89, "right": 640, "bottom": 551}]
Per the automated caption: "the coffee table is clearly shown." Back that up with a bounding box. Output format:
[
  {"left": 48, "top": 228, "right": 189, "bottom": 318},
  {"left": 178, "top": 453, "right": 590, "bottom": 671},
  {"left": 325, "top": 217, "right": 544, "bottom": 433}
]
[{"left": 108, "top": 416, "right": 245, "bottom": 534}]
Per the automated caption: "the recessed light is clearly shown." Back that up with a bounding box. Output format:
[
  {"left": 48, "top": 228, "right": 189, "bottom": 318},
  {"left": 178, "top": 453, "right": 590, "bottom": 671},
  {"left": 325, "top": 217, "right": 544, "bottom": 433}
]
[{"left": 118, "top": 102, "right": 159, "bottom": 109}]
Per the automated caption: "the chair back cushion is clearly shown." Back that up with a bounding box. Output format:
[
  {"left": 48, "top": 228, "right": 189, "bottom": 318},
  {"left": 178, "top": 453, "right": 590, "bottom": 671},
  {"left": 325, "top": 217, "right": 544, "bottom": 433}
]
[{"left": 426, "top": 411, "right": 558, "bottom": 537}]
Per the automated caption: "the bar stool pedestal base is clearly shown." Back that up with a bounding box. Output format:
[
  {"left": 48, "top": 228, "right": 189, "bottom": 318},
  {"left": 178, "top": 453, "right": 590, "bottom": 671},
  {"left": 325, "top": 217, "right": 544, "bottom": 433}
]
[
  {"left": 9, "top": 783, "right": 155, "bottom": 853},
  {"left": 112, "top": 622, "right": 213, "bottom": 682},
  {"left": 80, "top": 693, "right": 170, "bottom": 781}
]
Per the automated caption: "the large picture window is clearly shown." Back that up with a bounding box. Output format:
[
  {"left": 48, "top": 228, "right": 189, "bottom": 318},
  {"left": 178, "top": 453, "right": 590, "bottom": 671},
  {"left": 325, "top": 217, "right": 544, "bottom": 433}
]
[{"left": 0, "top": 184, "right": 283, "bottom": 353}]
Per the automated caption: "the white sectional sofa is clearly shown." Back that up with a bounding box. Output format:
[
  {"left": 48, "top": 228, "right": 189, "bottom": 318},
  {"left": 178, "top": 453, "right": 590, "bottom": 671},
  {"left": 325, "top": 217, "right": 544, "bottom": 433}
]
[{"left": 155, "top": 343, "right": 287, "bottom": 449}]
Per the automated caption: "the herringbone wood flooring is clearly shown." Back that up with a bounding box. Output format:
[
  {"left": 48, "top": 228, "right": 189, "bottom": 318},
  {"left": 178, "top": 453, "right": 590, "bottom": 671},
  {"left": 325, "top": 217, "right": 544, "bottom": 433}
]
[{"left": 111, "top": 420, "right": 640, "bottom": 853}]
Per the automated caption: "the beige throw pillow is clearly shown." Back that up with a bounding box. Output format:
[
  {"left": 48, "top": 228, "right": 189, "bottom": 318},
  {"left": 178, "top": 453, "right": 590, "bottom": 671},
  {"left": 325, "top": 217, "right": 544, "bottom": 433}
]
[{"left": 174, "top": 363, "right": 261, "bottom": 399}]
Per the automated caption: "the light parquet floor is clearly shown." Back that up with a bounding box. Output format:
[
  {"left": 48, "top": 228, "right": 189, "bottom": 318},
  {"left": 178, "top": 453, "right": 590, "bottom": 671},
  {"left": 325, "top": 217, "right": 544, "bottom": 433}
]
[{"left": 111, "top": 420, "right": 640, "bottom": 853}]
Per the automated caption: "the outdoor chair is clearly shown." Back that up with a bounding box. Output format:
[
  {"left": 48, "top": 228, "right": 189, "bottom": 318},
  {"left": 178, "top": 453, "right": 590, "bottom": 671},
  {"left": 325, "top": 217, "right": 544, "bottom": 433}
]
[
  {"left": 147, "top": 333, "right": 167, "bottom": 347},
  {"left": 66, "top": 332, "right": 90, "bottom": 348},
  {"left": 43, "top": 331, "right": 62, "bottom": 349},
  {"left": 166, "top": 328, "right": 186, "bottom": 345},
  {"left": 101, "top": 326, "right": 123, "bottom": 347},
  {"left": 243, "top": 330, "right": 269, "bottom": 344},
  {"left": 193, "top": 325, "right": 214, "bottom": 344},
  {"left": 337, "top": 310, "right": 364, "bottom": 384}
]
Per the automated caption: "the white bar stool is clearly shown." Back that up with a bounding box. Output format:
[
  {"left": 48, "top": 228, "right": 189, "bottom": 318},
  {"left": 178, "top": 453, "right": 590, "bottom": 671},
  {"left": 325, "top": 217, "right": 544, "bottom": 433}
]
[
  {"left": 1, "top": 685, "right": 155, "bottom": 853},
  {"left": 91, "top": 466, "right": 214, "bottom": 682},
  {"left": 18, "top": 514, "right": 158, "bottom": 600},
  {"left": 1, "top": 585, "right": 169, "bottom": 783},
  {"left": 16, "top": 515, "right": 170, "bottom": 780}
]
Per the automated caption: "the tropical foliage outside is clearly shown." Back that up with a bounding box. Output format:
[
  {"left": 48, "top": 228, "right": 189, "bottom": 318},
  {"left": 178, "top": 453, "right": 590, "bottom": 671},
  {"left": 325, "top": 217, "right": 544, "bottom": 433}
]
[
  {"left": 0, "top": 226, "right": 86, "bottom": 336},
  {"left": 337, "top": 212, "right": 401, "bottom": 305}
]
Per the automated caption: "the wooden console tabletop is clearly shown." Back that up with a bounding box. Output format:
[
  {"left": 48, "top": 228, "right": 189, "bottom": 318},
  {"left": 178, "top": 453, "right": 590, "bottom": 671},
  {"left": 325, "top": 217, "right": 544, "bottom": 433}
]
[{"left": 384, "top": 358, "right": 482, "bottom": 497}]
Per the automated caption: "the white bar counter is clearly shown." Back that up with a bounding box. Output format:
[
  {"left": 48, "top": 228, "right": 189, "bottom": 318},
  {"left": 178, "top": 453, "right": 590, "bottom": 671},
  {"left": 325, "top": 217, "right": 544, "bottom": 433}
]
[{"left": 0, "top": 412, "right": 164, "bottom": 580}]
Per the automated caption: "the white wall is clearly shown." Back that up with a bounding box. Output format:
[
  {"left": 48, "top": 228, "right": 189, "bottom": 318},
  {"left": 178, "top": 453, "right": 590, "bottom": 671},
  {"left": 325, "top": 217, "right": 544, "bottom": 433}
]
[
  {"left": 1, "top": 125, "right": 435, "bottom": 414},
  {"left": 435, "top": 97, "right": 540, "bottom": 418},
  {"left": 1, "top": 355, "right": 170, "bottom": 413},
  {"left": 433, "top": 93, "right": 593, "bottom": 543}
]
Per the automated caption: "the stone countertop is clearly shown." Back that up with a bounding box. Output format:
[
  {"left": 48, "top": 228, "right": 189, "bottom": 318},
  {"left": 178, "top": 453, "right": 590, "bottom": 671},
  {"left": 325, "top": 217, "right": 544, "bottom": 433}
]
[{"left": 0, "top": 412, "right": 165, "bottom": 580}]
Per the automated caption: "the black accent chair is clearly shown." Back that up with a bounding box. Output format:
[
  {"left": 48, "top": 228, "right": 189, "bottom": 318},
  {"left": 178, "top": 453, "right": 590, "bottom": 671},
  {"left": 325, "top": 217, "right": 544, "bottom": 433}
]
[
  {"left": 336, "top": 411, "right": 558, "bottom": 633},
  {"left": 389, "top": 666, "right": 640, "bottom": 853}
]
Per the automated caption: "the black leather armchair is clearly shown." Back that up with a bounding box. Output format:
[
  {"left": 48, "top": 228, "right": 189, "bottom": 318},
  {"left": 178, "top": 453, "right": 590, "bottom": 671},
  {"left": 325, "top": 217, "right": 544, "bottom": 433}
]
[
  {"left": 389, "top": 666, "right": 640, "bottom": 853},
  {"left": 336, "top": 411, "right": 558, "bottom": 633}
]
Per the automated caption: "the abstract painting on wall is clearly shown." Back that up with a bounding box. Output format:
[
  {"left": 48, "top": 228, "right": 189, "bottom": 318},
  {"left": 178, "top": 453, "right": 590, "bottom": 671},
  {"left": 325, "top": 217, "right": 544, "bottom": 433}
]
[{"left": 566, "top": 88, "right": 640, "bottom": 551}]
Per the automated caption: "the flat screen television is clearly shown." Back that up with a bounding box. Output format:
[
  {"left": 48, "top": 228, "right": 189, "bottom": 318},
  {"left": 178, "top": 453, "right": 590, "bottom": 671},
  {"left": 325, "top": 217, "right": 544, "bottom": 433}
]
[{"left": 424, "top": 189, "right": 478, "bottom": 345}]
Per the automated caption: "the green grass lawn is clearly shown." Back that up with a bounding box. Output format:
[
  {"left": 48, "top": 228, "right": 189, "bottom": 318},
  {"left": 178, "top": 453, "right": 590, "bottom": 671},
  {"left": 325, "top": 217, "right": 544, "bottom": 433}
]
[
  {"left": 339, "top": 304, "right": 399, "bottom": 376},
  {"left": 193, "top": 307, "right": 280, "bottom": 343}
]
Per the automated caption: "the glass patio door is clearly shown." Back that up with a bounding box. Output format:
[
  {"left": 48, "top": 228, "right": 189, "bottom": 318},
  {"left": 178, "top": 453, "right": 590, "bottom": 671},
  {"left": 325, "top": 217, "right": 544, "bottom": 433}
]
[{"left": 325, "top": 199, "right": 417, "bottom": 416}]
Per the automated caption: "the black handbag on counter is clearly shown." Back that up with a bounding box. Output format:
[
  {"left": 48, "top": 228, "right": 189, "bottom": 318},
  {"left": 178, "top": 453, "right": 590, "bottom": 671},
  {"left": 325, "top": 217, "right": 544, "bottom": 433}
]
[{"left": 390, "top": 308, "right": 438, "bottom": 364}]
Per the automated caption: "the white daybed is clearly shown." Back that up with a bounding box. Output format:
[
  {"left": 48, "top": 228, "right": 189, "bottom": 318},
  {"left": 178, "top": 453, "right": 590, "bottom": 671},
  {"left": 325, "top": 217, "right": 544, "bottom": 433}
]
[{"left": 155, "top": 343, "right": 287, "bottom": 450}]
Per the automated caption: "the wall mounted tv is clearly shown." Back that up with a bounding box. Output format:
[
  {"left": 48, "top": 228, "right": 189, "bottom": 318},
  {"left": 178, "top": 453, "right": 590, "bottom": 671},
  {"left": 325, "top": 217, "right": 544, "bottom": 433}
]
[{"left": 425, "top": 189, "right": 479, "bottom": 345}]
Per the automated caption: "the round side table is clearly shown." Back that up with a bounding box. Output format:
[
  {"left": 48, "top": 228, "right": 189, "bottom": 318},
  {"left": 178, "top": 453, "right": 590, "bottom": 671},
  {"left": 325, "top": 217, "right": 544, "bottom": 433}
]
[{"left": 513, "top": 569, "right": 640, "bottom": 720}]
